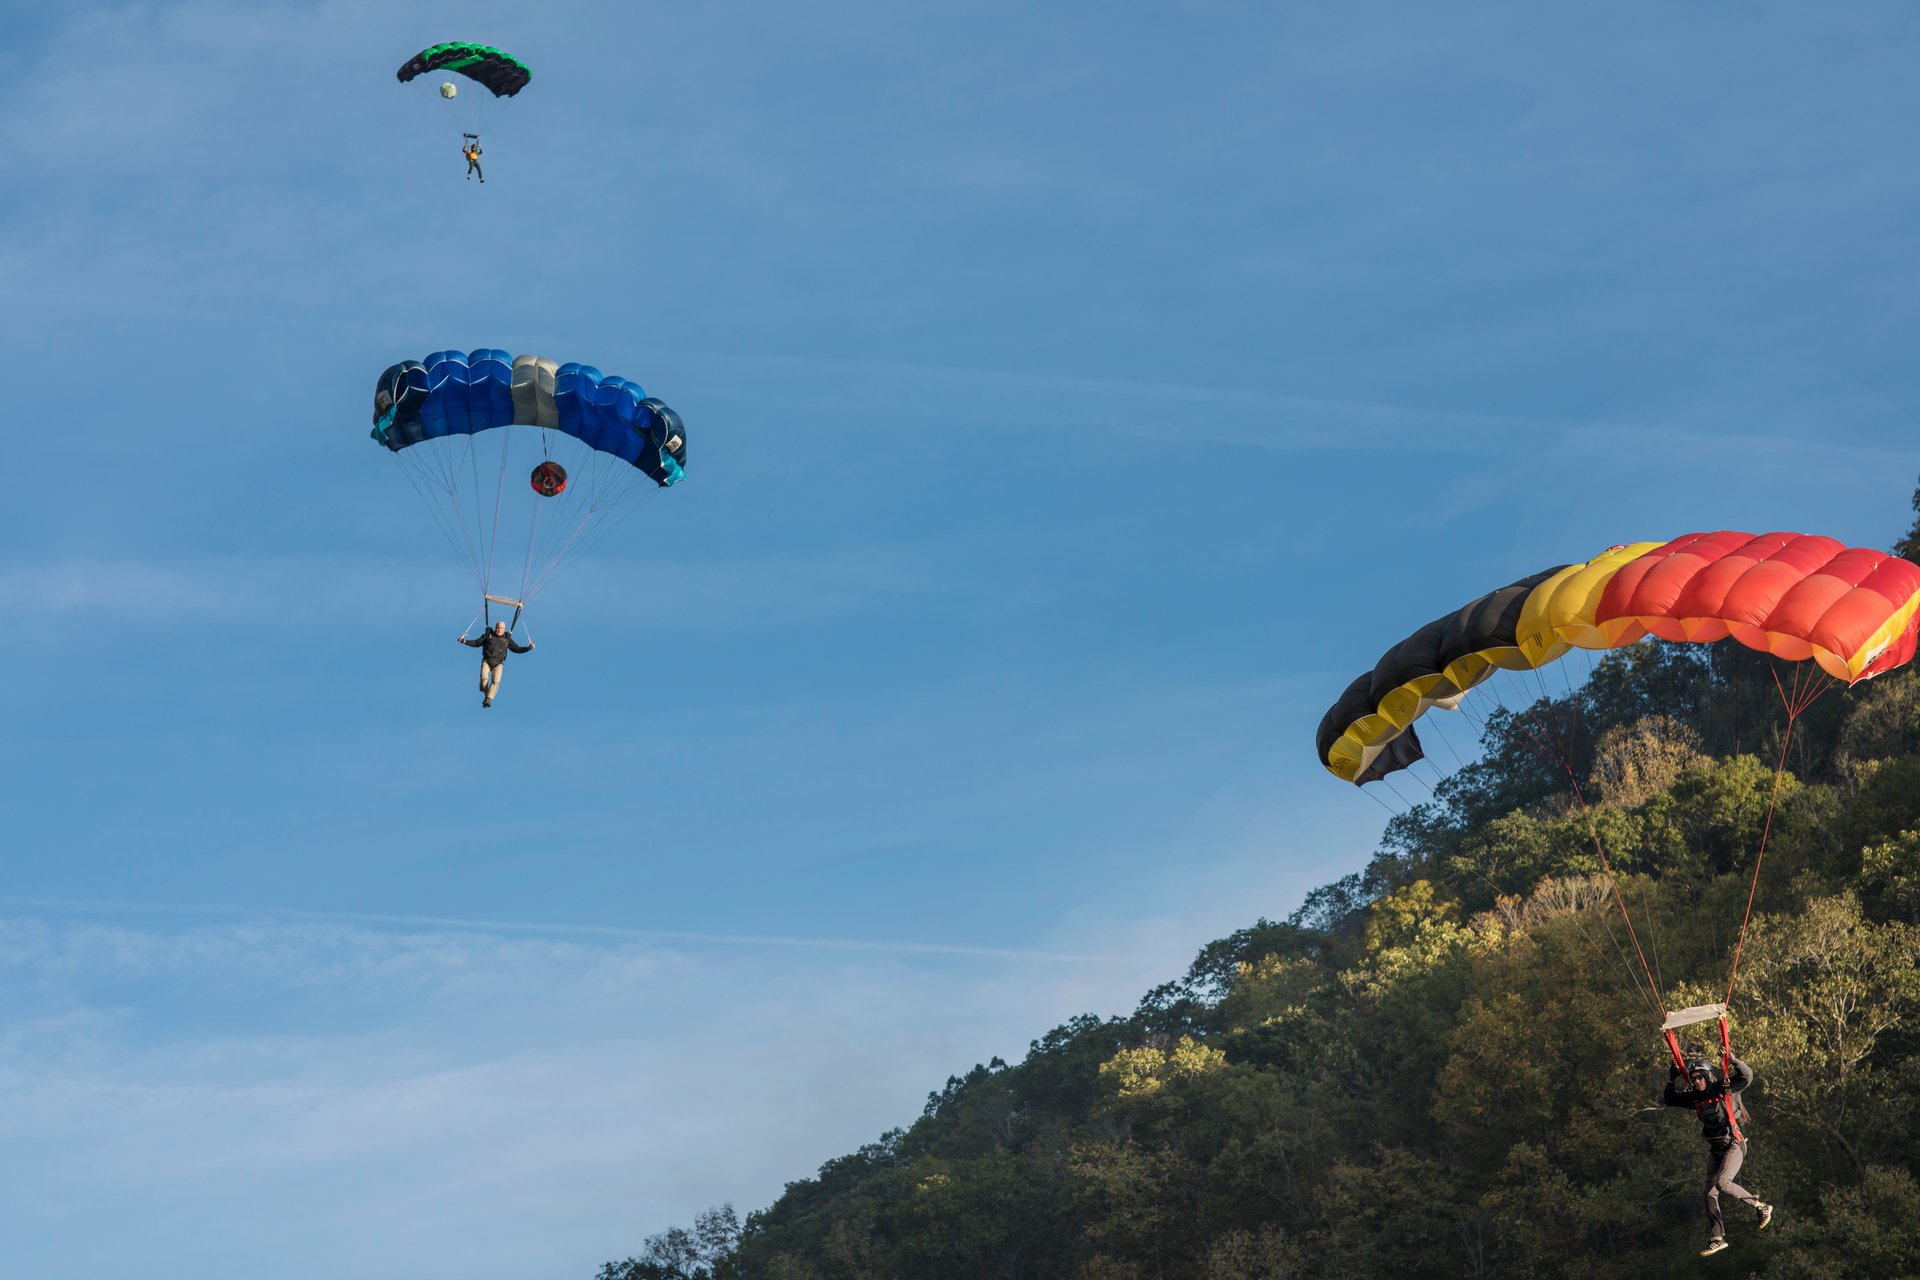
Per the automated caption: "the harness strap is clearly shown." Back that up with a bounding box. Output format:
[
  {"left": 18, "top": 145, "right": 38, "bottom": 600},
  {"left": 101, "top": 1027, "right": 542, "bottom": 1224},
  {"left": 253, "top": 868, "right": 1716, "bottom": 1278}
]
[{"left": 1718, "top": 1015, "right": 1745, "bottom": 1142}]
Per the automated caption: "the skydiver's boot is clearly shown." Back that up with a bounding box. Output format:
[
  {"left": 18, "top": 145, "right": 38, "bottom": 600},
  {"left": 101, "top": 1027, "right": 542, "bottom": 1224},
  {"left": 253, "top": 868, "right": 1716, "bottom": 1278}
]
[
  {"left": 1699, "top": 1237, "right": 1729, "bottom": 1257},
  {"left": 483, "top": 698, "right": 492, "bottom": 708},
  {"left": 1755, "top": 1203, "right": 1774, "bottom": 1231}
]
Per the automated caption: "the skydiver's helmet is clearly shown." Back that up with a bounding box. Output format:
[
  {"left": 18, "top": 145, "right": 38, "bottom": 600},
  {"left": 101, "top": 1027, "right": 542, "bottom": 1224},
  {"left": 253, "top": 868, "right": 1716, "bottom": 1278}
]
[{"left": 1688, "top": 1058, "right": 1720, "bottom": 1086}]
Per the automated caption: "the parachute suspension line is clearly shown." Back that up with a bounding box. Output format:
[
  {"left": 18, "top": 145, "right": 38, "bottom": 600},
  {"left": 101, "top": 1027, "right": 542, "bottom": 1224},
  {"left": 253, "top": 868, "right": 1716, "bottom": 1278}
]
[
  {"left": 460, "top": 426, "right": 490, "bottom": 587},
  {"left": 1424, "top": 712, "right": 1470, "bottom": 772},
  {"left": 1697, "top": 661, "right": 1833, "bottom": 1126},
  {"left": 1557, "top": 644, "right": 1674, "bottom": 1003},
  {"left": 1358, "top": 785, "right": 1399, "bottom": 818},
  {"left": 1458, "top": 666, "right": 1672, "bottom": 1020},
  {"left": 418, "top": 451, "right": 485, "bottom": 596},
  {"left": 521, "top": 453, "right": 662, "bottom": 605},
  {"left": 1569, "top": 889, "right": 1667, "bottom": 1025},
  {"left": 528, "top": 435, "right": 617, "bottom": 595},
  {"left": 1522, "top": 664, "right": 1674, "bottom": 1019},
  {"left": 521, "top": 471, "right": 602, "bottom": 602},
  {"left": 1558, "top": 758, "right": 1670, "bottom": 1021},
  {"left": 530, "top": 501, "right": 645, "bottom": 602},
  {"left": 525, "top": 522, "right": 597, "bottom": 601},
  {"left": 1533, "top": 663, "right": 1587, "bottom": 780},
  {"left": 482, "top": 423, "right": 512, "bottom": 598},
  {"left": 1514, "top": 667, "right": 1670, "bottom": 1023},
  {"left": 520, "top": 488, "right": 547, "bottom": 604},
  {"left": 459, "top": 612, "right": 480, "bottom": 641},
  {"left": 1399, "top": 763, "right": 1439, "bottom": 798},
  {"left": 1531, "top": 666, "right": 1565, "bottom": 742},
  {"left": 453, "top": 451, "right": 488, "bottom": 589},
  {"left": 1554, "top": 657, "right": 1596, "bottom": 777},
  {"left": 392, "top": 452, "right": 484, "bottom": 595},
  {"left": 511, "top": 434, "right": 645, "bottom": 606},
  {"left": 1723, "top": 662, "right": 1837, "bottom": 1007},
  {"left": 1546, "top": 870, "right": 1662, "bottom": 1022}
]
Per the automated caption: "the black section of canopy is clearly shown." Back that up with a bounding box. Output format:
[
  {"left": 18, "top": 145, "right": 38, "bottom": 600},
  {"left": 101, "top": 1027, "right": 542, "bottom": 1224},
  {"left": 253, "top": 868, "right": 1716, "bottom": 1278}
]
[
  {"left": 396, "top": 46, "right": 532, "bottom": 98},
  {"left": 1316, "top": 564, "right": 1573, "bottom": 781}
]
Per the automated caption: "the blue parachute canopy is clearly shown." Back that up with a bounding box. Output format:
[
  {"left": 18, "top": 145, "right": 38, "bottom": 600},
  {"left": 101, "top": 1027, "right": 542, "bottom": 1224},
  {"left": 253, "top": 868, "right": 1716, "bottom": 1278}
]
[{"left": 372, "top": 349, "right": 685, "bottom": 487}]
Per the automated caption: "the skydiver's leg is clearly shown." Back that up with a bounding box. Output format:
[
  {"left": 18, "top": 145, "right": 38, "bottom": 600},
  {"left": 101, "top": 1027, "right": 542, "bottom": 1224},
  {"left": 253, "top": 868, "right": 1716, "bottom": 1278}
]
[
  {"left": 1703, "top": 1143, "right": 1755, "bottom": 1239},
  {"left": 1713, "top": 1142, "right": 1756, "bottom": 1216},
  {"left": 480, "top": 659, "right": 492, "bottom": 693},
  {"left": 1703, "top": 1147, "right": 1727, "bottom": 1239},
  {"left": 484, "top": 662, "right": 502, "bottom": 702}
]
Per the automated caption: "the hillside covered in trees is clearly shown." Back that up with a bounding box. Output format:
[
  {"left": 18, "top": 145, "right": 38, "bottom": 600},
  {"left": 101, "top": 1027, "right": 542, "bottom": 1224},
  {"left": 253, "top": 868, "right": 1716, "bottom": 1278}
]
[{"left": 602, "top": 489, "right": 1920, "bottom": 1280}]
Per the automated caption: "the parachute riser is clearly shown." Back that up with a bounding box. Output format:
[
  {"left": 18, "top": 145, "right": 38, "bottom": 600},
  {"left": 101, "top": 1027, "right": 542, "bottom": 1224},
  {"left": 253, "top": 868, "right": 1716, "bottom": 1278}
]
[
  {"left": 1719, "top": 1014, "right": 1743, "bottom": 1141},
  {"left": 483, "top": 592, "right": 524, "bottom": 634}
]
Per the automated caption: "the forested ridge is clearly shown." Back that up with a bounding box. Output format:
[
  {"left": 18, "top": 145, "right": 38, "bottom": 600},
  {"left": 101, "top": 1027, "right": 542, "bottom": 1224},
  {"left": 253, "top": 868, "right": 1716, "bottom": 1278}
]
[{"left": 603, "top": 488, "right": 1920, "bottom": 1280}]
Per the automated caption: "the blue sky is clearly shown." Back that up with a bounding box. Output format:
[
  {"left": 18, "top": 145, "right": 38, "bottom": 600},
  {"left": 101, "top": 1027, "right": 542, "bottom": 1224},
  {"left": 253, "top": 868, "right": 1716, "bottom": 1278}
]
[{"left": 2, "top": 2, "right": 1918, "bottom": 1276}]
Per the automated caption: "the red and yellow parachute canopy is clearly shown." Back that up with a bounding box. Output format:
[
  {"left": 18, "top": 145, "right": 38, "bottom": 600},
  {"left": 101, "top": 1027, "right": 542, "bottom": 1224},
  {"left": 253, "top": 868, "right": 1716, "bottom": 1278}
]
[{"left": 1317, "top": 531, "right": 1920, "bottom": 786}]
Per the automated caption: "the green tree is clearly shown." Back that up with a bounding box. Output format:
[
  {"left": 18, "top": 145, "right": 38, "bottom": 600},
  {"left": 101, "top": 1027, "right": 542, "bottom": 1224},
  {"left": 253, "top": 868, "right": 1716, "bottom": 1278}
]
[
  {"left": 1898, "top": 476, "right": 1920, "bottom": 566},
  {"left": 1737, "top": 895, "right": 1920, "bottom": 1175},
  {"left": 1762, "top": 1165, "right": 1920, "bottom": 1280}
]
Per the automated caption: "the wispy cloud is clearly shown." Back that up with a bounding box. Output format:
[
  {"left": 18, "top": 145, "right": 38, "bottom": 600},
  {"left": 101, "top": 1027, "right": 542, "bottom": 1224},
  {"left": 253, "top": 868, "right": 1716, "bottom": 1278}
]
[
  {"left": 0, "top": 897, "right": 1136, "bottom": 965},
  {"left": 0, "top": 545, "right": 946, "bottom": 634},
  {"left": 0, "top": 905, "right": 1187, "bottom": 1279}
]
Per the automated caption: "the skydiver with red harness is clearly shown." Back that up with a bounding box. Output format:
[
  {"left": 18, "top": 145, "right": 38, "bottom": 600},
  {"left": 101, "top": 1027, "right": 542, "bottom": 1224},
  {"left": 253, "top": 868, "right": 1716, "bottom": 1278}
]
[{"left": 1662, "top": 1019, "right": 1773, "bottom": 1257}]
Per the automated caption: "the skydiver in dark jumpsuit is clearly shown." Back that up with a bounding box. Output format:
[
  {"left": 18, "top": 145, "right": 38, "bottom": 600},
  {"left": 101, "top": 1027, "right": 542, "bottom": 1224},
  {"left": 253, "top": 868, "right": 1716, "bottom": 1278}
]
[
  {"left": 1664, "top": 1056, "right": 1774, "bottom": 1255},
  {"left": 463, "top": 134, "right": 484, "bottom": 183},
  {"left": 458, "top": 621, "right": 530, "bottom": 707}
]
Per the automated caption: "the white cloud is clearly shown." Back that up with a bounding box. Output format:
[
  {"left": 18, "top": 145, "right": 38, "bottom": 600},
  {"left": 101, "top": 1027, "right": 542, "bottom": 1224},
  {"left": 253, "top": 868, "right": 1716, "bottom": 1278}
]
[
  {"left": 0, "top": 905, "right": 1189, "bottom": 1279},
  {"left": 0, "top": 545, "right": 943, "bottom": 635}
]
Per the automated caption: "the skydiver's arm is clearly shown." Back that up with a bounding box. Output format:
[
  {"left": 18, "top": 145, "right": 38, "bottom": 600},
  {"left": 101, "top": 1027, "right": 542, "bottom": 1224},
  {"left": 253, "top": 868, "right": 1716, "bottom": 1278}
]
[
  {"left": 458, "top": 636, "right": 482, "bottom": 646},
  {"left": 509, "top": 639, "right": 532, "bottom": 654},
  {"left": 1724, "top": 1057, "right": 1753, "bottom": 1094},
  {"left": 1662, "top": 1080, "right": 1695, "bottom": 1107}
]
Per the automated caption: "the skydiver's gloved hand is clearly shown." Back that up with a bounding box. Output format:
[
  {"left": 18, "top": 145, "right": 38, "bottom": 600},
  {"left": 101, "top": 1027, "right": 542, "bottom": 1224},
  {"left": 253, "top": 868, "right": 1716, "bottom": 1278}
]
[{"left": 1670, "top": 1064, "right": 1683, "bottom": 1080}]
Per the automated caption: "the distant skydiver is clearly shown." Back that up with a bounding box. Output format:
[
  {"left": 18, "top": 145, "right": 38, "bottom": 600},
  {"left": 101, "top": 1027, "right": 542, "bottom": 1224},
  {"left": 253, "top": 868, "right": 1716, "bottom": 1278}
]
[
  {"left": 458, "top": 620, "right": 531, "bottom": 707},
  {"left": 1663, "top": 1055, "right": 1773, "bottom": 1256},
  {"left": 463, "top": 133, "right": 484, "bottom": 182}
]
